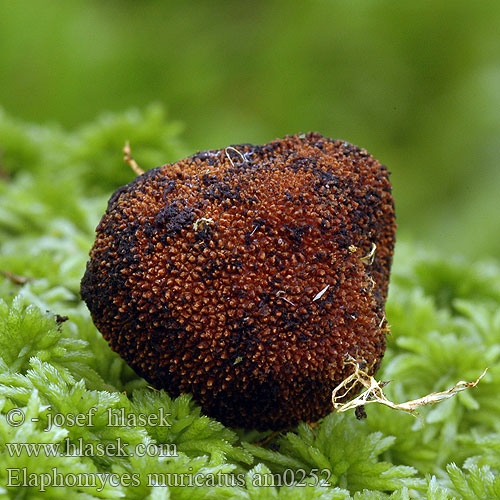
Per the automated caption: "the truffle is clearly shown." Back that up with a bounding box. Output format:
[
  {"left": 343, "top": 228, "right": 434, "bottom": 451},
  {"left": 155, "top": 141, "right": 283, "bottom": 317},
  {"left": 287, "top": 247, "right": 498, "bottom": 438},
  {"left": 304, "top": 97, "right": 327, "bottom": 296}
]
[{"left": 81, "top": 132, "right": 396, "bottom": 430}]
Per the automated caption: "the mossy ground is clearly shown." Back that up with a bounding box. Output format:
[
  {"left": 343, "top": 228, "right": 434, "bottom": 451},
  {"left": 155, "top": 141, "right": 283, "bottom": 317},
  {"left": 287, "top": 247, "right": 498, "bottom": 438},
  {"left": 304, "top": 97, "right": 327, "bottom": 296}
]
[{"left": 1, "top": 108, "right": 500, "bottom": 499}]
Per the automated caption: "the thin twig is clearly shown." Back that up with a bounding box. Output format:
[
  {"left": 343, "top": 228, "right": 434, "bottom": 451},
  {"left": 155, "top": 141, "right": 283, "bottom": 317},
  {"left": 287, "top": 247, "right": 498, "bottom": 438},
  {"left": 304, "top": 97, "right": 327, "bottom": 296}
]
[
  {"left": 123, "top": 141, "right": 145, "bottom": 176},
  {"left": 0, "top": 270, "right": 32, "bottom": 285}
]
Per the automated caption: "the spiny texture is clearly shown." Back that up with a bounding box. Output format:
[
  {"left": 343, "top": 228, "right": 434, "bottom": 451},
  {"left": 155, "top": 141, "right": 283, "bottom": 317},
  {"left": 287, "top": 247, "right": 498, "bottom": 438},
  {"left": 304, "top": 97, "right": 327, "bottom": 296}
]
[{"left": 81, "top": 132, "right": 396, "bottom": 430}]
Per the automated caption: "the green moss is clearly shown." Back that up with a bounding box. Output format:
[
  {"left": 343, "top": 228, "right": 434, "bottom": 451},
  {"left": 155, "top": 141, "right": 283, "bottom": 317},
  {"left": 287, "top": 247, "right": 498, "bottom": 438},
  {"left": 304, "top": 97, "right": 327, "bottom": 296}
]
[{"left": 1, "top": 108, "right": 499, "bottom": 499}]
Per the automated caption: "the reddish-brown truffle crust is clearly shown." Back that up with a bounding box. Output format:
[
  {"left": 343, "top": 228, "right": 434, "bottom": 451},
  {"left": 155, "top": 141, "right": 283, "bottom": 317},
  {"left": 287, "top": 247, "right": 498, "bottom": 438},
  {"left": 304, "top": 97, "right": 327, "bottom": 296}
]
[{"left": 81, "top": 133, "right": 396, "bottom": 430}]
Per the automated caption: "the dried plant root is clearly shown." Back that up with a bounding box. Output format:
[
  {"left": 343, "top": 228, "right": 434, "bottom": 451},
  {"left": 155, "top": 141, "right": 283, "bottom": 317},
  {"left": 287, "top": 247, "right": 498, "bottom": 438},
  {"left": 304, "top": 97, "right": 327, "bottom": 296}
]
[{"left": 332, "top": 356, "right": 487, "bottom": 417}]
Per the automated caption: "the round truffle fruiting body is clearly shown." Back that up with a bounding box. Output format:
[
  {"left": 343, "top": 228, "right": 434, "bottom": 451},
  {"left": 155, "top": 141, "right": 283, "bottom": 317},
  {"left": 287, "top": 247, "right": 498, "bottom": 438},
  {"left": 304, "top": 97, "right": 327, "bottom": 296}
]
[{"left": 81, "top": 132, "right": 396, "bottom": 430}]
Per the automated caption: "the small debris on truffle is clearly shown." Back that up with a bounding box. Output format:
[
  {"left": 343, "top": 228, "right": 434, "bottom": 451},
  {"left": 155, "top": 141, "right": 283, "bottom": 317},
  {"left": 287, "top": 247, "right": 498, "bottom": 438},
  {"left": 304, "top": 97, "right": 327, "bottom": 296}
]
[{"left": 81, "top": 132, "right": 396, "bottom": 430}]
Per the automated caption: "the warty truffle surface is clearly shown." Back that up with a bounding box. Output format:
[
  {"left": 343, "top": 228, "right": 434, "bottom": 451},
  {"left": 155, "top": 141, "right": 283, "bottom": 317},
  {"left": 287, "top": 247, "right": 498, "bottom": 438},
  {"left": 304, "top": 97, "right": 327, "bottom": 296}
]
[{"left": 81, "top": 132, "right": 396, "bottom": 430}]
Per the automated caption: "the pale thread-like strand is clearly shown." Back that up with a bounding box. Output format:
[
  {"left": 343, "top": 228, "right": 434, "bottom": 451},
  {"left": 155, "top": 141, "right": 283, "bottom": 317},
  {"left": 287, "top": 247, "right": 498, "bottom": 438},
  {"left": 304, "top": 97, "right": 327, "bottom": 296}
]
[{"left": 332, "top": 356, "right": 487, "bottom": 416}]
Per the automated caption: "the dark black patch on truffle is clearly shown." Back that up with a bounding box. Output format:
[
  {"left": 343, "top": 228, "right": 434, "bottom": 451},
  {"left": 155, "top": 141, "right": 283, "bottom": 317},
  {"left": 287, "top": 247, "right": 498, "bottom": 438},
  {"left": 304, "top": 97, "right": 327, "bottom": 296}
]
[
  {"left": 202, "top": 174, "right": 218, "bottom": 186},
  {"left": 312, "top": 168, "right": 340, "bottom": 191},
  {"left": 203, "top": 181, "right": 241, "bottom": 203},
  {"left": 153, "top": 201, "right": 195, "bottom": 236},
  {"left": 283, "top": 223, "right": 311, "bottom": 248},
  {"left": 191, "top": 150, "right": 220, "bottom": 163},
  {"left": 107, "top": 184, "right": 130, "bottom": 209},
  {"left": 194, "top": 224, "right": 213, "bottom": 244},
  {"left": 161, "top": 179, "right": 177, "bottom": 200}
]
